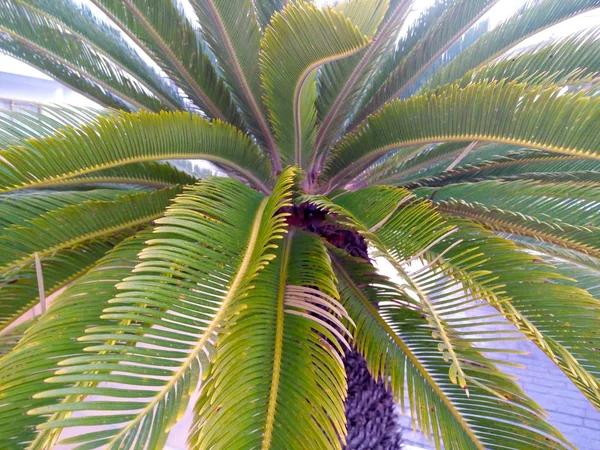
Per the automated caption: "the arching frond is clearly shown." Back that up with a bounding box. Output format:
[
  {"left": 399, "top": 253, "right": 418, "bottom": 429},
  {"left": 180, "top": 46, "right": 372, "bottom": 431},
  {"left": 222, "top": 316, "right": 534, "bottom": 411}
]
[
  {"left": 309, "top": 0, "right": 412, "bottom": 170},
  {"left": 429, "top": 199, "right": 600, "bottom": 258},
  {"left": 331, "top": 252, "right": 572, "bottom": 450},
  {"left": 87, "top": 0, "right": 239, "bottom": 123},
  {"left": 0, "top": 0, "right": 165, "bottom": 111},
  {"left": 416, "top": 180, "right": 600, "bottom": 227},
  {"left": 421, "top": 219, "right": 600, "bottom": 409},
  {"left": 355, "top": 142, "right": 472, "bottom": 187},
  {"left": 424, "top": 0, "right": 600, "bottom": 89},
  {"left": 321, "top": 81, "right": 600, "bottom": 192},
  {"left": 464, "top": 27, "right": 600, "bottom": 89},
  {"left": 0, "top": 111, "right": 272, "bottom": 194},
  {"left": 314, "top": 0, "right": 389, "bottom": 154},
  {"left": 0, "top": 317, "right": 36, "bottom": 357},
  {"left": 40, "top": 162, "right": 198, "bottom": 189},
  {"left": 18, "top": 0, "right": 183, "bottom": 109},
  {"left": 190, "top": 230, "right": 350, "bottom": 450},
  {"left": 410, "top": 148, "right": 599, "bottom": 187},
  {"left": 260, "top": 1, "right": 369, "bottom": 167},
  {"left": 0, "top": 240, "right": 115, "bottom": 331},
  {"left": 254, "top": 0, "right": 287, "bottom": 30},
  {"left": 0, "top": 188, "right": 178, "bottom": 274},
  {"left": 356, "top": 0, "right": 499, "bottom": 123},
  {"left": 191, "top": 0, "right": 277, "bottom": 157},
  {"left": 28, "top": 170, "right": 295, "bottom": 449},
  {"left": 0, "top": 105, "right": 109, "bottom": 148}
]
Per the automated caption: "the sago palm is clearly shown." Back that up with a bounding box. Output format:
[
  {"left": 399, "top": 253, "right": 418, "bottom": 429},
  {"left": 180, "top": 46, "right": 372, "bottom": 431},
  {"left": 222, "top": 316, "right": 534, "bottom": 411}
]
[{"left": 0, "top": 0, "right": 599, "bottom": 449}]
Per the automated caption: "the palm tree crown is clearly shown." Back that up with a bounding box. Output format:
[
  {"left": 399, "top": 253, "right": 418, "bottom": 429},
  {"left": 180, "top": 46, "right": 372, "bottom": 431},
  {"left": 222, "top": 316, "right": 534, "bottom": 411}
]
[{"left": 0, "top": 0, "right": 599, "bottom": 449}]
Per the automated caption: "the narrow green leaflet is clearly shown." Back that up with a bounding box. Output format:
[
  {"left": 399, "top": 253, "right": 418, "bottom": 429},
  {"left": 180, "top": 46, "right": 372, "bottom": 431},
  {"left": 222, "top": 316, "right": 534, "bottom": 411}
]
[
  {"left": 0, "top": 111, "right": 272, "bottom": 194},
  {"left": 0, "top": 106, "right": 108, "bottom": 148},
  {"left": 19, "top": 0, "right": 183, "bottom": 110},
  {"left": 354, "top": 142, "right": 471, "bottom": 187},
  {"left": 314, "top": 0, "right": 389, "bottom": 154},
  {"left": 0, "top": 317, "right": 36, "bottom": 358},
  {"left": 357, "top": 0, "right": 498, "bottom": 122},
  {"left": 0, "top": 33, "right": 129, "bottom": 110},
  {"left": 423, "top": 219, "right": 600, "bottom": 409},
  {"left": 416, "top": 180, "right": 600, "bottom": 227},
  {"left": 411, "top": 148, "right": 597, "bottom": 187},
  {"left": 464, "top": 27, "right": 600, "bottom": 89},
  {"left": 260, "top": 2, "right": 369, "bottom": 167},
  {"left": 29, "top": 170, "right": 295, "bottom": 450},
  {"left": 191, "top": 231, "right": 350, "bottom": 450},
  {"left": 254, "top": 0, "right": 287, "bottom": 30},
  {"left": 320, "top": 81, "right": 600, "bottom": 192}
]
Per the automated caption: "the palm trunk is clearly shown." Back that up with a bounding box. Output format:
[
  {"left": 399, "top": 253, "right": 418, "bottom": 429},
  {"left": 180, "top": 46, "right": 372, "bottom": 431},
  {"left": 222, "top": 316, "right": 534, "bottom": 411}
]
[{"left": 343, "top": 350, "right": 403, "bottom": 450}]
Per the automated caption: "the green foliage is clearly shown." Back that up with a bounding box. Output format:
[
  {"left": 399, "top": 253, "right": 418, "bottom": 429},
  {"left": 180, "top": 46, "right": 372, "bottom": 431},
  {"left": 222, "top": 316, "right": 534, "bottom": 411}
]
[{"left": 1, "top": 0, "right": 599, "bottom": 448}]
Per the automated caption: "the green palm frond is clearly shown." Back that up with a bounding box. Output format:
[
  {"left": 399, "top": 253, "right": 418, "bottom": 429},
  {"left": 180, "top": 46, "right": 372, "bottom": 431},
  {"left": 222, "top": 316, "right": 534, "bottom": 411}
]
[
  {"left": 191, "top": 230, "right": 351, "bottom": 450},
  {"left": 429, "top": 199, "right": 600, "bottom": 258},
  {"left": 313, "top": 0, "right": 389, "bottom": 155},
  {"left": 0, "top": 189, "right": 127, "bottom": 229},
  {"left": 261, "top": 1, "right": 370, "bottom": 167},
  {"left": 254, "top": 0, "right": 287, "bottom": 30},
  {"left": 28, "top": 170, "right": 295, "bottom": 449},
  {"left": 463, "top": 27, "right": 600, "bottom": 89},
  {"left": 410, "top": 148, "right": 599, "bottom": 187},
  {"left": 0, "top": 188, "right": 177, "bottom": 274},
  {"left": 39, "top": 162, "right": 198, "bottom": 189},
  {"left": 0, "top": 0, "right": 166, "bottom": 111},
  {"left": 417, "top": 180, "right": 600, "bottom": 226},
  {"left": 310, "top": 0, "right": 413, "bottom": 170},
  {"left": 424, "top": 0, "right": 600, "bottom": 89},
  {"left": 2, "top": 0, "right": 600, "bottom": 448},
  {"left": 355, "top": 0, "right": 453, "bottom": 120},
  {"left": 0, "top": 105, "right": 109, "bottom": 147},
  {"left": 0, "top": 317, "right": 36, "bottom": 357},
  {"left": 18, "top": 0, "right": 183, "bottom": 109},
  {"left": 353, "top": 142, "right": 473, "bottom": 187},
  {"left": 321, "top": 81, "right": 600, "bottom": 192},
  {"left": 331, "top": 252, "right": 572, "bottom": 449},
  {"left": 191, "top": 0, "right": 277, "bottom": 155},
  {"left": 0, "top": 111, "right": 272, "bottom": 194},
  {"left": 422, "top": 219, "right": 600, "bottom": 409},
  {"left": 88, "top": 0, "right": 240, "bottom": 122},
  {"left": 0, "top": 231, "right": 151, "bottom": 449},
  {"left": 355, "top": 0, "right": 499, "bottom": 123}
]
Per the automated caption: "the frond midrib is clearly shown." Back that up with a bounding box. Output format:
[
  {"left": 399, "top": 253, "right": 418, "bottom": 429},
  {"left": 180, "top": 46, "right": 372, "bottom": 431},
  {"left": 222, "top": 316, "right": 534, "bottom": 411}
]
[{"left": 261, "top": 231, "right": 293, "bottom": 450}]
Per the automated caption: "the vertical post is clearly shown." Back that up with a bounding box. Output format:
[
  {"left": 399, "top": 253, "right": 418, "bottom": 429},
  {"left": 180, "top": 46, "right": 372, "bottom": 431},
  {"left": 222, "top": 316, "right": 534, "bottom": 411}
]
[{"left": 34, "top": 253, "right": 46, "bottom": 315}]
